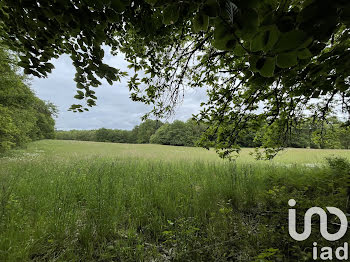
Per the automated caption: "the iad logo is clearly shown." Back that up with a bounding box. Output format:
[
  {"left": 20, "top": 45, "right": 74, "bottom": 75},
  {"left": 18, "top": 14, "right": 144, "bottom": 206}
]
[
  {"left": 288, "top": 199, "right": 348, "bottom": 241},
  {"left": 288, "top": 199, "right": 349, "bottom": 260}
]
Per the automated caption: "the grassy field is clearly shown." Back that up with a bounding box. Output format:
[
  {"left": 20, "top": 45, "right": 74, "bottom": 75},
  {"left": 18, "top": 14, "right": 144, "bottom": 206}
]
[
  {"left": 3, "top": 139, "right": 350, "bottom": 164},
  {"left": 1, "top": 140, "right": 350, "bottom": 261}
]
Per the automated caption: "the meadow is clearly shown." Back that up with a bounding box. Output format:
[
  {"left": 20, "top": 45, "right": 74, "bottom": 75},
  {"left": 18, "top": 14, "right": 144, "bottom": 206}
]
[{"left": 1, "top": 140, "right": 350, "bottom": 261}]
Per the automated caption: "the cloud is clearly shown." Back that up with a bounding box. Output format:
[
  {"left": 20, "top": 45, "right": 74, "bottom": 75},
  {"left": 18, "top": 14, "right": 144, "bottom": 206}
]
[{"left": 31, "top": 50, "right": 207, "bottom": 130}]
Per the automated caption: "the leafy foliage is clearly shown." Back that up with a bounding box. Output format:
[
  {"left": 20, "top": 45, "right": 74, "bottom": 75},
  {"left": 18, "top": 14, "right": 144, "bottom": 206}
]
[
  {"left": 55, "top": 116, "right": 350, "bottom": 153},
  {"left": 150, "top": 120, "right": 198, "bottom": 146},
  {"left": 1, "top": 0, "right": 350, "bottom": 156},
  {"left": 134, "top": 119, "right": 163, "bottom": 144},
  {"left": 0, "top": 45, "right": 56, "bottom": 153},
  {"left": 55, "top": 119, "right": 206, "bottom": 146}
]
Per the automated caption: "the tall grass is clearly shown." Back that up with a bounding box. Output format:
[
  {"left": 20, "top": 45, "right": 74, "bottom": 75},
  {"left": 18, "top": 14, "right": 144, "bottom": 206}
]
[{"left": 0, "top": 141, "right": 349, "bottom": 261}]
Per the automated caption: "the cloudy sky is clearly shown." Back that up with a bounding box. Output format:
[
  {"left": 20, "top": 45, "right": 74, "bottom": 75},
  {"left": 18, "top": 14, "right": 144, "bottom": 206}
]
[{"left": 31, "top": 50, "right": 208, "bottom": 130}]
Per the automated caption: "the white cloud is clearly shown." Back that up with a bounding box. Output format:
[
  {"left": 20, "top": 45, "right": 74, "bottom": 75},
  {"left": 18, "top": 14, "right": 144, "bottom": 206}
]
[{"left": 31, "top": 50, "right": 207, "bottom": 130}]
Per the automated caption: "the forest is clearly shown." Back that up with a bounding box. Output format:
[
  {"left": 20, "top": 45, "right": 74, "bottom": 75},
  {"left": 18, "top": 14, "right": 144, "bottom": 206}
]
[
  {"left": 56, "top": 117, "right": 350, "bottom": 149},
  {"left": 0, "top": 45, "right": 56, "bottom": 153}
]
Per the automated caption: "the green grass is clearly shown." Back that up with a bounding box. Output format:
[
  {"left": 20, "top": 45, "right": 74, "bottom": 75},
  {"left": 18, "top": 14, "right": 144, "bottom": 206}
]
[
  {"left": 0, "top": 140, "right": 350, "bottom": 261},
  {"left": 3, "top": 139, "right": 350, "bottom": 164}
]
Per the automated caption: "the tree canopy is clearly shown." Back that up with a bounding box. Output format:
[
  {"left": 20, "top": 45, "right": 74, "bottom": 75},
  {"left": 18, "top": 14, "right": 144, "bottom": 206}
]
[
  {"left": 56, "top": 116, "right": 350, "bottom": 152},
  {"left": 150, "top": 120, "right": 198, "bottom": 146},
  {"left": 0, "top": 45, "right": 56, "bottom": 153},
  {"left": 1, "top": 0, "right": 349, "bottom": 157}
]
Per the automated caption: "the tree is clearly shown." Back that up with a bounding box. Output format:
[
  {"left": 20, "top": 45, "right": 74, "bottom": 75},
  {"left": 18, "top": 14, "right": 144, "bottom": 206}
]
[
  {"left": 150, "top": 120, "right": 195, "bottom": 146},
  {"left": 0, "top": 45, "right": 56, "bottom": 152},
  {"left": 95, "top": 128, "right": 112, "bottom": 142},
  {"left": 54, "top": 115, "right": 350, "bottom": 150},
  {"left": 185, "top": 119, "right": 209, "bottom": 146},
  {"left": 55, "top": 130, "right": 97, "bottom": 141},
  {"left": 338, "top": 122, "right": 350, "bottom": 149},
  {"left": 1, "top": 0, "right": 350, "bottom": 157},
  {"left": 134, "top": 119, "right": 163, "bottom": 144},
  {"left": 149, "top": 124, "right": 171, "bottom": 145},
  {"left": 30, "top": 98, "right": 56, "bottom": 139}
]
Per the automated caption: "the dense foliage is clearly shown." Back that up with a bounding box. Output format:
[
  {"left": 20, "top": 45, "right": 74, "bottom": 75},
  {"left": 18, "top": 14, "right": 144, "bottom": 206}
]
[
  {"left": 1, "top": 0, "right": 349, "bottom": 157},
  {"left": 0, "top": 46, "right": 56, "bottom": 153},
  {"left": 150, "top": 120, "right": 207, "bottom": 146},
  {"left": 56, "top": 116, "right": 350, "bottom": 150},
  {"left": 56, "top": 119, "right": 206, "bottom": 147},
  {"left": 134, "top": 119, "right": 163, "bottom": 144},
  {"left": 259, "top": 116, "right": 350, "bottom": 149}
]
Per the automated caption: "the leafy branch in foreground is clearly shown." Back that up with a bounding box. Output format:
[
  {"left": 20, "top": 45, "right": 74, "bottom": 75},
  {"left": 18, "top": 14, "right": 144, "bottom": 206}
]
[{"left": 117, "top": 0, "right": 350, "bottom": 158}]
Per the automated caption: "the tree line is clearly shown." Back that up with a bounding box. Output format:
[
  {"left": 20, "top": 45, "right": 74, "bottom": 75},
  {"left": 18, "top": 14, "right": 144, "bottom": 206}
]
[
  {"left": 55, "top": 119, "right": 206, "bottom": 147},
  {"left": 0, "top": 45, "right": 56, "bottom": 153},
  {"left": 56, "top": 116, "right": 350, "bottom": 149}
]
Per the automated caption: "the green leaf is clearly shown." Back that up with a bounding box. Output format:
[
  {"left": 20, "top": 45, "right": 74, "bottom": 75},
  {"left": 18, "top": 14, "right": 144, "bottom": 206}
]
[
  {"left": 111, "top": 0, "right": 126, "bottom": 13},
  {"left": 276, "top": 52, "right": 298, "bottom": 68},
  {"left": 297, "top": 48, "right": 312, "bottom": 59},
  {"left": 249, "top": 55, "right": 260, "bottom": 72},
  {"left": 250, "top": 32, "right": 264, "bottom": 52},
  {"left": 192, "top": 12, "right": 209, "bottom": 33},
  {"left": 213, "top": 20, "right": 236, "bottom": 50},
  {"left": 274, "top": 30, "right": 311, "bottom": 52},
  {"left": 250, "top": 26, "right": 280, "bottom": 52},
  {"left": 214, "top": 20, "right": 229, "bottom": 40},
  {"left": 74, "top": 94, "right": 84, "bottom": 100},
  {"left": 233, "top": 44, "right": 246, "bottom": 56},
  {"left": 18, "top": 61, "right": 29, "bottom": 68},
  {"left": 335, "top": 78, "right": 348, "bottom": 92},
  {"left": 262, "top": 25, "right": 280, "bottom": 52},
  {"left": 87, "top": 98, "right": 95, "bottom": 104},
  {"left": 237, "top": 8, "right": 259, "bottom": 40},
  {"left": 259, "top": 57, "right": 276, "bottom": 77},
  {"left": 106, "top": 9, "right": 120, "bottom": 23},
  {"left": 77, "top": 83, "right": 85, "bottom": 89},
  {"left": 202, "top": 0, "right": 220, "bottom": 17},
  {"left": 213, "top": 38, "right": 236, "bottom": 51},
  {"left": 95, "top": 27, "right": 106, "bottom": 43},
  {"left": 162, "top": 5, "right": 179, "bottom": 25},
  {"left": 70, "top": 104, "right": 82, "bottom": 109},
  {"left": 298, "top": 37, "right": 313, "bottom": 49}
]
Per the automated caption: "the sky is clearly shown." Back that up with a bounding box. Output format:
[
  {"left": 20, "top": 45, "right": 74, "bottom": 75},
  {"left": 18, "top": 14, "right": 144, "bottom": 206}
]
[{"left": 31, "top": 50, "right": 208, "bottom": 131}]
